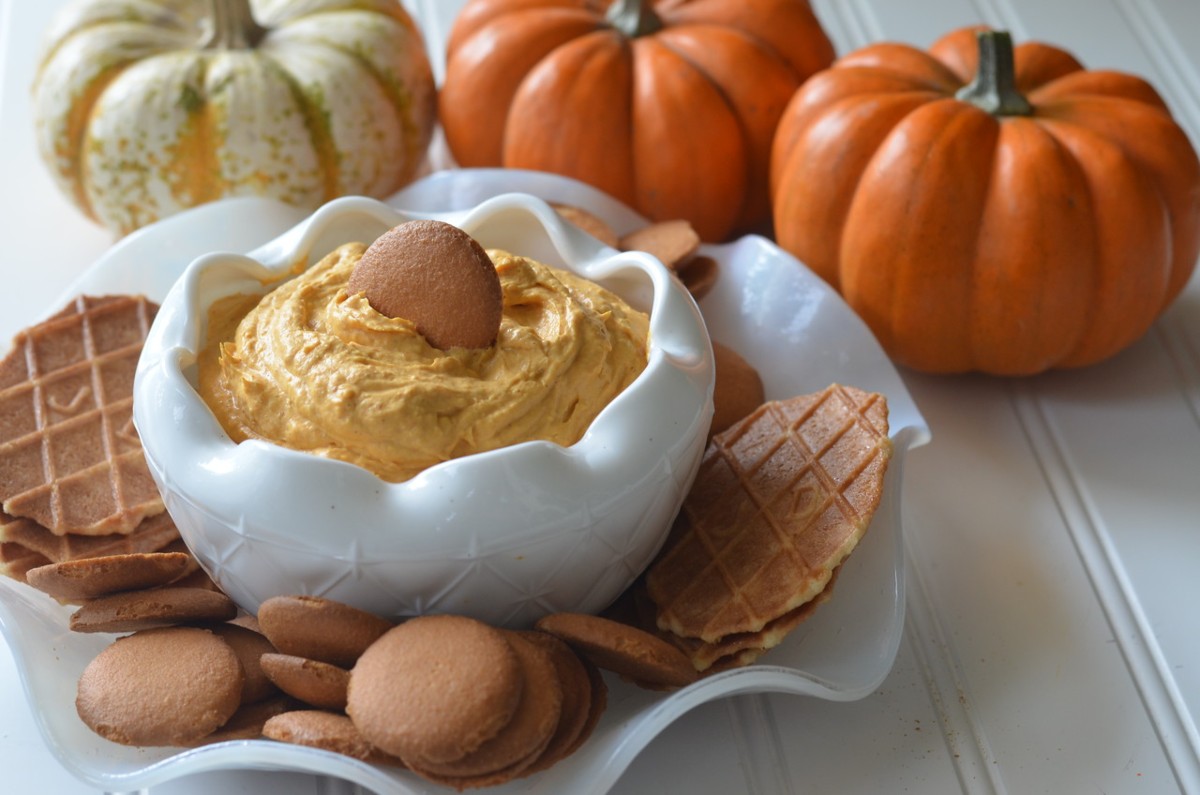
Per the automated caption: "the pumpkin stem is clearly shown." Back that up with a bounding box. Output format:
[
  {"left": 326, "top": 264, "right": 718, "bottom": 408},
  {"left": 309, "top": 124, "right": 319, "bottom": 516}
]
[
  {"left": 605, "top": 0, "right": 663, "bottom": 38},
  {"left": 954, "top": 30, "right": 1033, "bottom": 116},
  {"left": 204, "top": 0, "right": 266, "bottom": 50}
]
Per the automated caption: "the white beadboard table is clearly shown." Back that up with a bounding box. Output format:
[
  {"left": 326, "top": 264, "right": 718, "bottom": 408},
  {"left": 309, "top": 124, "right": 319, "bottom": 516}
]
[{"left": 1, "top": 1, "right": 1198, "bottom": 793}]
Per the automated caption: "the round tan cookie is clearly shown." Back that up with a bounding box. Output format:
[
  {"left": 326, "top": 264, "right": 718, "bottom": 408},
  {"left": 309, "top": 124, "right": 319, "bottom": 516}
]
[
  {"left": 678, "top": 254, "right": 719, "bottom": 300},
  {"left": 256, "top": 595, "right": 392, "bottom": 669},
  {"left": 347, "top": 219, "right": 502, "bottom": 350},
  {"left": 515, "top": 630, "right": 593, "bottom": 776},
  {"left": 619, "top": 220, "right": 701, "bottom": 269},
  {"left": 160, "top": 539, "right": 201, "bottom": 577},
  {"left": 347, "top": 614, "right": 522, "bottom": 766},
  {"left": 210, "top": 622, "right": 279, "bottom": 704},
  {"left": 260, "top": 653, "right": 350, "bottom": 711},
  {"left": 168, "top": 565, "right": 220, "bottom": 592},
  {"left": 76, "top": 626, "right": 243, "bottom": 747},
  {"left": 413, "top": 630, "right": 562, "bottom": 778},
  {"left": 69, "top": 587, "right": 238, "bottom": 633},
  {"left": 228, "top": 613, "right": 262, "bottom": 633},
  {"left": 573, "top": 653, "right": 608, "bottom": 755},
  {"left": 26, "top": 552, "right": 192, "bottom": 602},
  {"left": 184, "top": 695, "right": 297, "bottom": 746},
  {"left": 264, "top": 710, "right": 405, "bottom": 766},
  {"left": 710, "top": 341, "right": 766, "bottom": 438},
  {"left": 405, "top": 743, "right": 546, "bottom": 791},
  {"left": 550, "top": 203, "right": 620, "bottom": 248},
  {"left": 535, "top": 612, "right": 698, "bottom": 690}
]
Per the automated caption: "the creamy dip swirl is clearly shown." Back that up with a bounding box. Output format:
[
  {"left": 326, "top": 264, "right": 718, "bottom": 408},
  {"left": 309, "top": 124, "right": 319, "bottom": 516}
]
[{"left": 198, "top": 242, "right": 650, "bottom": 482}]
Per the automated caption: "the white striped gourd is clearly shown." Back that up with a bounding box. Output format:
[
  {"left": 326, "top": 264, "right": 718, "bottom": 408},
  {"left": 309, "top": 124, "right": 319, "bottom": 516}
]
[{"left": 33, "top": 0, "right": 437, "bottom": 235}]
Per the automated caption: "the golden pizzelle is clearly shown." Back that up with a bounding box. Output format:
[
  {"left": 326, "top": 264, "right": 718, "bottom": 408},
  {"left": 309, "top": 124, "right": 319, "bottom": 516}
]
[
  {"left": 0, "top": 295, "right": 163, "bottom": 536},
  {"left": 646, "top": 385, "right": 892, "bottom": 646}
]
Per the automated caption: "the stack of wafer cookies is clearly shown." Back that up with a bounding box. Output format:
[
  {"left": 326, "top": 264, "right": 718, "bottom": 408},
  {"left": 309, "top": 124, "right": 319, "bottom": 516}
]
[
  {"left": 0, "top": 295, "right": 163, "bottom": 534},
  {"left": 618, "top": 384, "right": 893, "bottom": 673},
  {"left": 0, "top": 510, "right": 181, "bottom": 582},
  {"left": 0, "top": 295, "right": 179, "bottom": 581}
]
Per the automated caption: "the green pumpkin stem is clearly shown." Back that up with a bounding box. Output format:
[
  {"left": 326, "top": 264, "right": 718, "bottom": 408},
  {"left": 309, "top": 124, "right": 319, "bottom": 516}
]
[
  {"left": 954, "top": 30, "right": 1033, "bottom": 116},
  {"left": 204, "top": 0, "right": 266, "bottom": 50},
  {"left": 605, "top": 0, "right": 663, "bottom": 38}
]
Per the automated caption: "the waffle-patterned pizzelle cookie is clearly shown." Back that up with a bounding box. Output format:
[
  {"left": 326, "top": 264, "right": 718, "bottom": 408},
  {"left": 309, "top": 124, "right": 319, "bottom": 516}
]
[
  {"left": 0, "top": 295, "right": 162, "bottom": 535},
  {"left": 0, "top": 542, "right": 51, "bottom": 582},
  {"left": 0, "top": 508, "right": 179, "bottom": 587},
  {"left": 668, "top": 569, "right": 840, "bottom": 672},
  {"left": 612, "top": 567, "right": 839, "bottom": 673},
  {"left": 645, "top": 384, "right": 892, "bottom": 644}
]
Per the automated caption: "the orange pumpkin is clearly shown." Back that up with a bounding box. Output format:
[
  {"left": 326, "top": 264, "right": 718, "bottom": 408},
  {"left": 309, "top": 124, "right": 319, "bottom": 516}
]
[
  {"left": 770, "top": 27, "right": 1200, "bottom": 375},
  {"left": 441, "top": 0, "right": 835, "bottom": 241}
]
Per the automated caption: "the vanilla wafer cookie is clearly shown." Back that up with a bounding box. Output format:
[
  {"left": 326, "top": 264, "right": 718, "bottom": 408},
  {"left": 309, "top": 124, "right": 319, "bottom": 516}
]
[
  {"left": 0, "top": 295, "right": 162, "bottom": 535},
  {"left": 76, "top": 626, "right": 243, "bottom": 747},
  {"left": 264, "top": 710, "right": 406, "bottom": 765},
  {"left": 676, "top": 254, "right": 718, "bottom": 300},
  {"left": 26, "top": 551, "right": 192, "bottom": 602},
  {"left": 69, "top": 586, "right": 238, "bottom": 633},
  {"left": 515, "top": 630, "right": 595, "bottom": 775},
  {"left": 645, "top": 385, "right": 891, "bottom": 643},
  {"left": 187, "top": 695, "right": 295, "bottom": 746},
  {"left": 550, "top": 203, "right": 620, "bottom": 249},
  {"left": 710, "top": 341, "right": 765, "bottom": 439},
  {"left": 260, "top": 653, "right": 349, "bottom": 711},
  {"left": 619, "top": 220, "right": 700, "bottom": 269},
  {"left": 535, "top": 612, "right": 697, "bottom": 690}
]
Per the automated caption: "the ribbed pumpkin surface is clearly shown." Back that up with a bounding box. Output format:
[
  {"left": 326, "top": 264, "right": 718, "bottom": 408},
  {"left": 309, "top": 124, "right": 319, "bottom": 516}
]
[{"left": 33, "top": 0, "right": 437, "bottom": 235}]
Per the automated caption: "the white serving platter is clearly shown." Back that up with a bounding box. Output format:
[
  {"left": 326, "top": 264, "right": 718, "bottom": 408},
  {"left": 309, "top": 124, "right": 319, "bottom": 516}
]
[{"left": 0, "top": 168, "right": 928, "bottom": 794}]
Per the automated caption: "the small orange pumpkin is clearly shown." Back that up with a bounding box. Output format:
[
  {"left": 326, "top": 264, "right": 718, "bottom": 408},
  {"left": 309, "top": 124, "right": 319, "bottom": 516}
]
[
  {"left": 770, "top": 27, "right": 1200, "bottom": 375},
  {"left": 440, "top": 0, "right": 835, "bottom": 241}
]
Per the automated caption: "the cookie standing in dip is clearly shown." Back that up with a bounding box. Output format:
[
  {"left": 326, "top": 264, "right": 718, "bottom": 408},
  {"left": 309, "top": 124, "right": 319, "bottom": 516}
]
[{"left": 197, "top": 229, "right": 650, "bottom": 483}]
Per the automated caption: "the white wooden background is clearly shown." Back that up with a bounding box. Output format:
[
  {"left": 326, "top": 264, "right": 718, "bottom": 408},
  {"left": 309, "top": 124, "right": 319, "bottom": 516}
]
[{"left": 0, "top": 1, "right": 1198, "bottom": 793}]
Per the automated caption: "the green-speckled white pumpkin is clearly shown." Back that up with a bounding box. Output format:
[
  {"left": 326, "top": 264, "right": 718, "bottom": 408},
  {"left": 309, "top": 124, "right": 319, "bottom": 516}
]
[{"left": 33, "top": 0, "right": 437, "bottom": 235}]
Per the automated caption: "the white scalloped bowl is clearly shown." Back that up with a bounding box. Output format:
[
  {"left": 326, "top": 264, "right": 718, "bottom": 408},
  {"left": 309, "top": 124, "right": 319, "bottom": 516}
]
[{"left": 132, "top": 193, "right": 714, "bottom": 627}]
